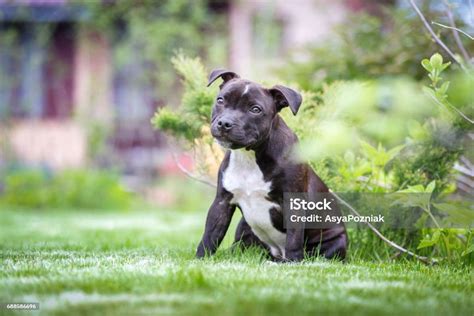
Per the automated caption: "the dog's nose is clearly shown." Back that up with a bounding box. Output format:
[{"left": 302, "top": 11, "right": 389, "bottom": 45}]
[{"left": 217, "top": 118, "right": 233, "bottom": 131}]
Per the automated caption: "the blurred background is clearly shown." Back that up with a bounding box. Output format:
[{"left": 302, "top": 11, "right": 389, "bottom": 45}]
[
  {"left": 1, "top": 3, "right": 473, "bottom": 313},
  {"left": 0, "top": 0, "right": 472, "bottom": 215}
]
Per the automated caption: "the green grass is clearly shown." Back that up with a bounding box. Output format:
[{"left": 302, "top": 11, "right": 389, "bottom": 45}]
[{"left": 0, "top": 209, "right": 472, "bottom": 316}]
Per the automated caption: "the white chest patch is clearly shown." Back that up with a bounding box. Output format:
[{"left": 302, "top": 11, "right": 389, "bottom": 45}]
[{"left": 222, "top": 150, "right": 286, "bottom": 258}]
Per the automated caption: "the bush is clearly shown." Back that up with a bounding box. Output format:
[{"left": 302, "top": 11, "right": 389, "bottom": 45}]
[
  {"left": 0, "top": 169, "right": 133, "bottom": 210},
  {"left": 151, "top": 54, "right": 216, "bottom": 142},
  {"left": 151, "top": 53, "right": 473, "bottom": 262}
]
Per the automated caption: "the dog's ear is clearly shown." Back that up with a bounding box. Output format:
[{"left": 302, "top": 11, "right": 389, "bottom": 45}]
[
  {"left": 207, "top": 68, "right": 239, "bottom": 87},
  {"left": 269, "top": 85, "right": 302, "bottom": 115}
]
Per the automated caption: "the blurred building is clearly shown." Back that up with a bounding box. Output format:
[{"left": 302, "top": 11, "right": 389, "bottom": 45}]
[
  {"left": 227, "top": 0, "right": 399, "bottom": 77},
  {"left": 228, "top": 0, "right": 348, "bottom": 77},
  {"left": 0, "top": 0, "right": 386, "bottom": 179},
  {"left": 0, "top": 0, "right": 164, "bottom": 178}
]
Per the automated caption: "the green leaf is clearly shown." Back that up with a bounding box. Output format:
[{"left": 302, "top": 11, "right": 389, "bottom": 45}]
[
  {"left": 421, "top": 59, "right": 432, "bottom": 72},
  {"left": 417, "top": 230, "right": 441, "bottom": 249},
  {"left": 422, "top": 86, "right": 436, "bottom": 97},
  {"left": 407, "top": 120, "right": 429, "bottom": 141},
  {"left": 425, "top": 180, "right": 436, "bottom": 193},
  {"left": 439, "top": 81, "right": 450, "bottom": 95},
  {"left": 360, "top": 141, "right": 379, "bottom": 158},
  {"left": 417, "top": 238, "right": 435, "bottom": 249},
  {"left": 391, "top": 193, "right": 428, "bottom": 209},
  {"left": 430, "top": 53, "right": 443, "bottom": 68},
  {"left": 461, "top": 243, "right": 474, "bottom": 256},
  {"left": 440, "top": 61, "right": 451, "bottom": 71}
]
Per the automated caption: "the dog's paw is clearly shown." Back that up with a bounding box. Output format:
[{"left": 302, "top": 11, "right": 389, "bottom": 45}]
[{"left": 270, "top": 256, "right": 298, "bottom": 264}]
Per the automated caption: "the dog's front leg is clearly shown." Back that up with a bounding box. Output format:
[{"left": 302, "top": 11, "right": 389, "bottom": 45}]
[
  {"left": 196, "top": 193, "right": 235, "bottom": 258},
  {"left": 285, "top": 227, "right": 305, "bottom": 261}
]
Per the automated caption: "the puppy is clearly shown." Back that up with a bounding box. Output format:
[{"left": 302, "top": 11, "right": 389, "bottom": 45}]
[{"left": 196, "top": 69, "right": 347, "bottom": 261}]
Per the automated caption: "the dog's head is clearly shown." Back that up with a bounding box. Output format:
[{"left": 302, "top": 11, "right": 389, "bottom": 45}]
[{"left": 207, "top": 69, "right": 302, "bottom": 150}]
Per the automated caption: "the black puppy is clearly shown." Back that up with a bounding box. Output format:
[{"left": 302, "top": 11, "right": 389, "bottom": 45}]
[{"left": 196, "top": 69, "right": 347, "bottom": 261}]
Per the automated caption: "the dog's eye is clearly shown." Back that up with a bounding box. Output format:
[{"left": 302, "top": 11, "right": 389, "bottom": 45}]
[
  {"left": 216, "top": 97, "right": 224, "bottom": 104},
  {"left": 250, "top": 106, "right": 262, "bottom": 114}
]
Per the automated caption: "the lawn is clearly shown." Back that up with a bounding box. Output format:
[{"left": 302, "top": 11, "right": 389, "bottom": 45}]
[{"left": 0, "top": 209, "right": 472, "bottom": 316}]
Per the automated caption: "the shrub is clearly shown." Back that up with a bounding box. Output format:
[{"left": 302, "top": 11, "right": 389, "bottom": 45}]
[
  {"left": 0, "top": 169, "right": 133, "bottom": 210},
  {"left": 151, "top": 54, "right": 472, "bottom": 262}
]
